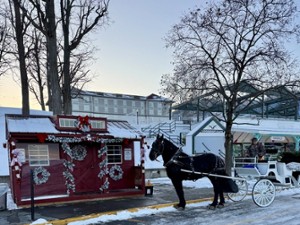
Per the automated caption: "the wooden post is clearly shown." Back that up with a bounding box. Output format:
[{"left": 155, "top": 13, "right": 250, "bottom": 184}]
[{"left": 30, "top": 169, "right": 35, "bottom": 221}]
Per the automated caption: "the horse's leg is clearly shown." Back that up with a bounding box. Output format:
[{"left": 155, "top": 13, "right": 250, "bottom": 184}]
[
  {"left": 217, "top": 191, "right": 225, "bottom": 208},
  {"left": 208, "top": 178, "right": 219, "bottom": 209},
  {"left": 219, "top": 187, "right": 225, "bottom": 204},
  {"left": 171, "top": 178, "right": 186, "bottom": 210},
  {"left": 217, "top": 178, "right": 225, "bottom": 208}
]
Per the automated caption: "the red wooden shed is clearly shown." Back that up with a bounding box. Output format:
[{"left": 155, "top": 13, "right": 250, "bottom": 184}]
[{"left": 5, "top": 114, "right": 146, "bottom": 206}]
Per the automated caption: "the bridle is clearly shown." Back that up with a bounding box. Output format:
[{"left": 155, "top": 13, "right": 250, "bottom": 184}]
[
  {"left": 152, "top": 139, "right": 165, "bottom": 161},
  {"left": 152, "top": 138, "right": 184, "bottom": 167}
]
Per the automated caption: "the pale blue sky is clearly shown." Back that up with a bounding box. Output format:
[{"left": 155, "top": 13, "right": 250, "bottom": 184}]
[
  {"left": 86, "top": 0, "right": 201, "bottom": 95},
  {"left": 0, "top": 0, "right": 200, "bottom": 109}
]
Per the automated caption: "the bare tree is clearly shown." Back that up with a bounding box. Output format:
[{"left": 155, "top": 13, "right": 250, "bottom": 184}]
[
  {"left": 10, "top": 0, "right": 30, "bottom": 116},
  {"left": 18, "top": 0, "right": 109, "bottom": 115},
  {"left": 21, "top": 0, "right": 62, "bottom": 115},
  {"left": 163, "top": 0, "right": 300, "bottom": 173},
  {"left": 60, "top": 0, "right": 109, "bottom": 115},
  {"left": 0, "top": 4, "right": 10, "bottom": 76},
  {"left": 57, "top": 45, "right": 95, "bottom": 92},
  {"left": 27, "top": 29, "right": 47, "bottom": 110}
]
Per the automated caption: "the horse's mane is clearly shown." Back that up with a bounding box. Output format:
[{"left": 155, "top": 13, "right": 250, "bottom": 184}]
[
  {"left": 163, "top": 138, "right": 189, "bottom": 157},
  {"left": 163, "top": 138, "right": 178, "bottom": 148}
]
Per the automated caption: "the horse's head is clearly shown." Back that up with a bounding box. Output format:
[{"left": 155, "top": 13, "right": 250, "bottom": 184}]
[{"left": 149, "top": 134, "right": 164, "bottom": 161}]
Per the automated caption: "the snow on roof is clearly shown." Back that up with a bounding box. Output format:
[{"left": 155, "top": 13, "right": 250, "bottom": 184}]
[
  {"left": 107, "top": 120, "right": 144, "bottom": 138},
  {"left": 73, "top": 89, "right": 172, "bottom": 102},
  {"left": 6, "top": 117, "right": 143, "bottom": 139},
  {"left": 188, "top": 116, "right": 300, "bottom": 137},
  {"left": 232, "top": 117, "right": 300, "bottom": 135},
  {"left": 7, "top": 117, "right": 58, "bottom": 134},
  {"left": 0, "top": 107, "right": 53, "bottom": 176}
]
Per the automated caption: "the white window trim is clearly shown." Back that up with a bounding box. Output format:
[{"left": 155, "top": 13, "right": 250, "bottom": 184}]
[
  {"left": 28, "top": 144, "right": 50, "bottom": 166},
  {"left": 107, "top": 145, "right": 122, "bottom": 164}
]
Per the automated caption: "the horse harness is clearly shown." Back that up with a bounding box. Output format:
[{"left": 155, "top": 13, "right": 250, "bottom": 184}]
[
  {"left": 163, "top": 147, "right": 191, "bottom": 167},
  {"left": 163, "top": 146, "right": 225, "bottom": 178}
]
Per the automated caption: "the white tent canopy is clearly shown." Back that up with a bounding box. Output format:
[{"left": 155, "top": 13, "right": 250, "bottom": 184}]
[{"left": 184, "top": 116, "right": 300, "bottom": 155}]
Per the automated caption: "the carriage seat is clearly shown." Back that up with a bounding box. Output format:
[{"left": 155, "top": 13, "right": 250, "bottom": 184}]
[{"left": 277, "top": 162, "right": 292, "bottom": 177}]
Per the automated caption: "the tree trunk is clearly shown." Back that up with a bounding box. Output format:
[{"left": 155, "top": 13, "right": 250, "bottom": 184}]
[
  {"left": 224, "top": 101, "right": 234, "bottom": 175},
  {"left": 33, "top": 32, "right": 46, "bottom": 111},
  {"left": 12, "top": 0, "right": 29, "bottom": 116},
  {"left": 62, "top": 47, "right": 72, "bottom": 115},
  {"left": 224, "top": 122, "right": 233, "bottom": 175},
  {"left": 62, "top": 1, "right": 72, "bottom": 115},
  {"left": 45, "top": 0, "right": 62, "bottom": 115}
]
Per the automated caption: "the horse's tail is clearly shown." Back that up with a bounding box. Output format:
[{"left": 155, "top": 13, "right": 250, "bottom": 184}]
[{"left": 214, "top": 166, "right": 239, "bottom": 193}]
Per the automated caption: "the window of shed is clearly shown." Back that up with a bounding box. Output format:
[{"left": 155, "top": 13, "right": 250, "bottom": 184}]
[
  {"left": 107, "top": 145, "right": 122, "bottom": 164},
  {"left": 59, "top": 118, "right": 76, "bottom": 128},
  {"left": 28, "top": 145, "right": 50, "bottom": 166}
]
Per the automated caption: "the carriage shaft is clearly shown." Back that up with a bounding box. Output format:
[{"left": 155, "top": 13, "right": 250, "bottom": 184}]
[{"left": 181, "top": 169, "right": 246, "bottom": 181}]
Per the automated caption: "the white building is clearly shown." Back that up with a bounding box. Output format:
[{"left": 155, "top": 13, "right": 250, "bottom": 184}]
[
  {"left": 72, "top": 90, "right": 173, "bottom": 125},
  {"left": 184, "top": 116, "right": 300, "bottom": 158}
]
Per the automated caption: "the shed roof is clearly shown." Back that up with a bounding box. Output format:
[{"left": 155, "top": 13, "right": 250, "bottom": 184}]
[{"left": 6, "top": 116, "right": 144, "bottom": 139}]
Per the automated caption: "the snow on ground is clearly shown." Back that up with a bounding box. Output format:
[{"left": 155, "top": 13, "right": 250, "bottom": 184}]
[
  {"left": 24, "top": 177, "right": 300, "bottom": 225},
  {"left": 6, "top": 190, "right": 18, "bottom": 210}
]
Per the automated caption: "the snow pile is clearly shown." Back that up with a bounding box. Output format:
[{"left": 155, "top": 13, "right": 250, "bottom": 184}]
[{"left": 26, "top": 177, "right": 300, "bottom": 225}]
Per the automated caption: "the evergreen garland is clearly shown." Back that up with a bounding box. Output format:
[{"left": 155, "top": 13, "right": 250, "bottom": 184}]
[
  {"left": 63, "top": 160, "right": 75, "bottom": 171},
  {"left": 63, "top": 169, "right": 75, "bottom": 194},
  {"left": 98, "top": 145, "right": 110, "bottom": 192},
  {"left": 47, "top": 135, "right": 123, "bottom": 144},
  {"left": 100, "top": 178, "right": 110, "bottom": 192}
]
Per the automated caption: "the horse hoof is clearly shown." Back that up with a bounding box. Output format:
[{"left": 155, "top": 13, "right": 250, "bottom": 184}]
[
  {"left": 173, "top": 204, "right": 185, "bottom": 211},
  {"left": 207, "top": 204, "right": 216, "bottom": 210},
  {"left": 217, "top": 203, "right": 225, "bottom": 208}
]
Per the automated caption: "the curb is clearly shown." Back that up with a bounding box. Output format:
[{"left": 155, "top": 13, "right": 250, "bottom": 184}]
[{"left": 30, "top": 197, "right": 212, "bottom": 225}]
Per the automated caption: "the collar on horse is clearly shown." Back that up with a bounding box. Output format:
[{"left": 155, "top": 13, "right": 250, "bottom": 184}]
[{"left": 163, "top": 147, "right": 184, "bottom": 167}]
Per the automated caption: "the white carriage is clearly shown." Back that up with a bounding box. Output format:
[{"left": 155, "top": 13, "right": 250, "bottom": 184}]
[{"left": 228, "top": 157, "right": 300, "bottom": 207}]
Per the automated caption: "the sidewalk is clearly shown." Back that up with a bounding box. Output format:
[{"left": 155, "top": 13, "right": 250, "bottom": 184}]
[{"left": 0, "top": 183, "right": 213, "bottom": 225}]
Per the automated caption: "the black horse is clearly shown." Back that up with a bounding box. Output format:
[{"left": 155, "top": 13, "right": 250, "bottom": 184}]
[{"left": 149, "top": 134, "right": 238, "bottom": 210}]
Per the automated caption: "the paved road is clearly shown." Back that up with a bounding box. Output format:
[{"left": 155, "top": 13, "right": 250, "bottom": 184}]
[
  {"left": 0, "top": 183, "right": 213, "bottom": 225},
  {"left": 93, "top": 192, "right": 300, "bottom": 225}
]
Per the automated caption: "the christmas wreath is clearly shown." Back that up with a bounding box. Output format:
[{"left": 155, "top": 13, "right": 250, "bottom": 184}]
[
  {"left": 109, "top": 165, "right": 123, "bottom": 181},
  {"left": 33, "top": 167, "right": 50, "bottom": 185},
  {"left": 72, "top": 145, "right": 87, "bottom": 161}
]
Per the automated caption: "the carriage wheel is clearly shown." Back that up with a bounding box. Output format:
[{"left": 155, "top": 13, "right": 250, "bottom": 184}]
[
  {"left": 252, "top": 179, "right": 276, "bottom": 207},
  {"left": 227, "top": 179, "right": 248, "bottom": 202}
]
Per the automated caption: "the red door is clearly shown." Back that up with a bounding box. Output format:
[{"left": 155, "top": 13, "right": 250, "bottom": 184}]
[{"left": 72, "top": 144, "right": 101, "bottom": 193}]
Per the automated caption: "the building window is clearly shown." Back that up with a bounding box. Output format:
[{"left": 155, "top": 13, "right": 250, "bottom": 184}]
[
  {"left": 135, "top": 101, "right": 141, "bottom": 107},
  {"left": 126, "top": 100, "right": 132, "bottom": 107},
  {"left": 108, "top": 99, "right": 114, "bottom": 106},
  {"left": 107, "top": 145, "right": 122, "bottom": 164},
  {"left": 117, "top": 99, "right": 123, "bottom": 105},
  {"left": 83, "top": 96, "right": 91, "bottom": 103},
  {"left": 83, "top": 103, "right": 91, "bottom": 111},
  {"left": 59, "top": 118, "right": 76, "bottom": 128},
  {"left": 90, "top": 120, "right": 106, "bottom": 129},
  {"left": 28, "top": 145, "right": 49, "bottom": 166}
]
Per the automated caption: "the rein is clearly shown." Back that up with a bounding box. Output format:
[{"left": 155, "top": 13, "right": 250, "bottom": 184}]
[
  {"left": 163, "top": 147, "right": 184, "bottom": 167},
  {"left": 153, "top": 139, "right": 194, "bottom": 170},
  {"left": 153, "top": 140, "right": 165, "bottom": 163}
]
